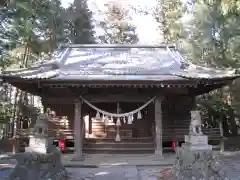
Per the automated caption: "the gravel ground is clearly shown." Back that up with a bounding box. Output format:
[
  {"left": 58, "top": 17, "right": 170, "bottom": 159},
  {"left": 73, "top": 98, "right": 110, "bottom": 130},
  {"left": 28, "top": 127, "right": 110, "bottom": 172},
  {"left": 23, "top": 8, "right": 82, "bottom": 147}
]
[
  {"left": 219, "top": 152, "right": 240, "bottom": 180},
  {"left": 1, "top": 152, "right": 240, "bottom": 180}
]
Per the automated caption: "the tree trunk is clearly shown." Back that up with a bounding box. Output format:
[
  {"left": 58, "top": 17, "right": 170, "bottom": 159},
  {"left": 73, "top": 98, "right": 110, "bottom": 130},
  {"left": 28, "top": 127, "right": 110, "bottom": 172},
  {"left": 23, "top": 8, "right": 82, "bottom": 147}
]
[
  {"left": 220, "top": 87, "right": 238, "bottom": 136},
  {"left": 11, "top": 88, "right": 19, "bottom": 153},
  {"left": 11, "top": 43, "right": 30, "bottom": 153}
]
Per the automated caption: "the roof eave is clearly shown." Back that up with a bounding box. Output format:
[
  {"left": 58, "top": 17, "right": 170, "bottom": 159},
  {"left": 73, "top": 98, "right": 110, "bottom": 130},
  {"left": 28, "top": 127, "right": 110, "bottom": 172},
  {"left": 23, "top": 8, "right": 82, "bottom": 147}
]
[{"left": 60, "top": 44, "right": 176, "bottom": 49}]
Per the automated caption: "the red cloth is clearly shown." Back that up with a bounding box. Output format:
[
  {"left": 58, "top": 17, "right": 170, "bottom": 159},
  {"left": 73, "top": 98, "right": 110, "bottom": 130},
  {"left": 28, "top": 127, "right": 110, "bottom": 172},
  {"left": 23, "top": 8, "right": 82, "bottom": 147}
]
[
  {"left": 59, "top": 139, "right": 66, "bottom": 152},
  {"left": 172, "top": 139, "right": 177, "bottom": 150}
]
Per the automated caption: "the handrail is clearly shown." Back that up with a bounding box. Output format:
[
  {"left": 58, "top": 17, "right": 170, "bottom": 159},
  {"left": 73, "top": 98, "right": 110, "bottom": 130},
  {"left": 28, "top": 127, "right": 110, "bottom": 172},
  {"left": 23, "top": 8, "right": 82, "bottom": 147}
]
[
  {"left": 16, "top": 127, "right": 221, "bottom": 139},
  {"left": 16, "top": 129, "right": 74, "bottom": 139}
]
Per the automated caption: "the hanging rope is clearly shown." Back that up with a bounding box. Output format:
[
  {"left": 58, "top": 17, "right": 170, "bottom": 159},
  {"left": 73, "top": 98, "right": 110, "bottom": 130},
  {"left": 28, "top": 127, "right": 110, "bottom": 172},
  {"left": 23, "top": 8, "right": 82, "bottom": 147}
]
[{"left": 80, "top": 96, "right": 156, "bottom": 118}]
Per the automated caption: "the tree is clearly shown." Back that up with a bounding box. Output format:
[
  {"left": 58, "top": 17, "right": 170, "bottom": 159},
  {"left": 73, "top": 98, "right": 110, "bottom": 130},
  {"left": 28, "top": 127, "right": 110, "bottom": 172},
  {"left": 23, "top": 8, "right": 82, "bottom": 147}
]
[
  {"left": 182, "top": 0, "right": 240, "bottom": 67},
  {"left": 196, "top": 91, "right": 237, "bottom": 136},
  {"left": 0, "top": 0, "right": 98, "bottom": 153},
  {"left": 99, "top": 3, "right": 138, "bottom": 44},
  {"left": 0, "top": 0, "right": 66, "bottom": 147},
  {"left": 153, "top": 0, "right": 240, "bottom": 135},
  {"left": 182, "top": 0, "right": 240, "bottom": 135},
  {"left": 154, "top": 0, "right": 184, "bottom": 44},
  {"left": 37, "top": 0, "right": 67, "bottom": 54},
  {"left": 65, "top": 0, "right": 95, "bottom": 44}
]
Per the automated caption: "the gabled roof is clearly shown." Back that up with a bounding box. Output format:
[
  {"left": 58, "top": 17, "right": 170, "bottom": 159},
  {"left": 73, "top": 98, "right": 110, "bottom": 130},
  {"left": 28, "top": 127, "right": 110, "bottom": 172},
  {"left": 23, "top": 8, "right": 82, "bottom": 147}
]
[{"left": 2, "top": 44, "right": 239, "bottom": 82}]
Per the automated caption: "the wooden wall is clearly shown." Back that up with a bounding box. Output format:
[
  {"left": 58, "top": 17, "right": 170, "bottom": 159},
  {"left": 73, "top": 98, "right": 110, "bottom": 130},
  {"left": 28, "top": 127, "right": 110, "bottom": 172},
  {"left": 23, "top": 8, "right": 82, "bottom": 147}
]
[
  {"left": 161, "top": 95, "right": 194, "bottom": 141},
  {"left": 163, "top": 95, "right": 193, "bottom": 128},
  {"left": 42, "top": 92, "right": 195, "bottom": 140},
  {"left": 40, "top": 84, "right": 194, "bottom": 139}
]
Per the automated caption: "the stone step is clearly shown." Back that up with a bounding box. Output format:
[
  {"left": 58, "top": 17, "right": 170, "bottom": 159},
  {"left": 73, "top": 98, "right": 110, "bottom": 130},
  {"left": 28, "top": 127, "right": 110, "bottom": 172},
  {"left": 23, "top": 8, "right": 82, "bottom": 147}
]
[
  {"left": 91, "top": 125, "right": 105, "bottom": 129},
  {"left": 91, "top": 130, "right": 106, "bottom": 134},
  {"left": 90, "top": 135, "right": 107, "bottom": 138},
  {"left": 92, "top": 120, "right": 105, "bottom": 123},
  {"left": 91, "top": 126, "right": 105, "bottom": 130},
  {"left": 87, "top": 134, "right": 107, "bottom": 139},
  {"left": 84, "top": 142, "right": 154, "bottom": 149},
  {"left": 92, "top": 127, "right": 105, "bottom": 131},
  {"left": 91, "top": 119, "right": 106, "bottom": 123},
  {"left": 91, "top": 130, "right": 106, "bottom": 133},
  {"left": 84, "top": 137, "right": 153, "bottom": 143},
  {"left": 91, "top": 119, "right": 114, "bottom": 123},
  {"left": 106, "top": 131, "right": 133, "bottom": 138},
  {"left": 83, "top": 147, "right": 154, "bottom": 154},
  {"left": 91, "top": 124, "right": 105, "bottom": 128},
  {"left": 92, "top": 121, "right": 105, "bottom": 124},
  {"left": 91, "top": 129, "right": 106, "bottom": 133},
  {"left": 91, "top": 122, "right": 105, "bottom": 127},
  {"left": 91, "top": 122, "right": 104, "bottom": 125}
]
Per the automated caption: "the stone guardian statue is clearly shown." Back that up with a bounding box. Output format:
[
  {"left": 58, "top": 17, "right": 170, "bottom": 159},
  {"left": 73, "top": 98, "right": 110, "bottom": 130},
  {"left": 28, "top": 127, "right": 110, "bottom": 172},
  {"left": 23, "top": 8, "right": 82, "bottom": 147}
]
[
  {"left": 189, "top": 110, "right": 203, "bottom": 136},
  {"left": 171, "top": 110, "right": 229, "bottom": 180}
]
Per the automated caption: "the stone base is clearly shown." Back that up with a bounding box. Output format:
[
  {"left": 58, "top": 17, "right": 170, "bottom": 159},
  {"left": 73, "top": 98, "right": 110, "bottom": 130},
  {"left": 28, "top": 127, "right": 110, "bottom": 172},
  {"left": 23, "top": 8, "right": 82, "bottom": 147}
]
[
  {"left": 184, "top": 135, "right": 208, "bottom": 145},
  {"left": 71, "top": 154, "right": 85, "bottom": 161},
  {"left": 153, "top": 152, "right": 164, "bottom": 160},
  {"left": 115, "top": 134, "right": 121, "bottom": 142},
  {"left": 154, "top": 150, "right": 163, "bottom": 157},
  {"left": 171, "top": 143, "right": 229, "bottom": 180},
  {"left": 7, "top": 147, "right": 67, "bottom": 180},
  {"left": 184, "top": 135, "right": 212, "bottom": 151},
  {"left": 182, "top": 142, "right": 212, "bottom": 151},
  {"left": 25, "top": 146, "right": 54, "bottom": 154}
]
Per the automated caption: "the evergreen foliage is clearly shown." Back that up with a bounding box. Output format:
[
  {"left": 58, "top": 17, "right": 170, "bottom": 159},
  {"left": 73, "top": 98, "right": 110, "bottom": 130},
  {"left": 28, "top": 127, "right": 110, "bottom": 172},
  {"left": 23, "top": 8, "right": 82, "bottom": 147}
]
[
  {"left": 0, "top": 0, "right": 95, "bottom": 135},
  {"left": 99, "top": 3, "right": 138, "bottom": 44}
]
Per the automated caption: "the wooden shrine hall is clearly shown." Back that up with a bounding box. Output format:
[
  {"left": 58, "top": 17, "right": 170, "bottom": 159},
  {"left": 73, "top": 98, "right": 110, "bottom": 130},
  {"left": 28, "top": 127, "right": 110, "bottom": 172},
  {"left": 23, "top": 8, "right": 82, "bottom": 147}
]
[{"left": 1, "top": 44, "right": 239, "bottom": 157}]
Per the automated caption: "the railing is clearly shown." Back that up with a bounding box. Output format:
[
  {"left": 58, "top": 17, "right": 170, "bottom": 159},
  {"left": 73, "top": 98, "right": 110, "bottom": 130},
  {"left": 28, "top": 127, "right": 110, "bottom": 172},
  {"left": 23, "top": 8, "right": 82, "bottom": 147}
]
[
  {"left": 16, "top": 127, "right": 221, "bottom": 140},
  {"left": 162, "top": 127, "right": 221, "bottom": 141},
  {"left": 16, "top": 129, "right": 74, "bottom": 140}
]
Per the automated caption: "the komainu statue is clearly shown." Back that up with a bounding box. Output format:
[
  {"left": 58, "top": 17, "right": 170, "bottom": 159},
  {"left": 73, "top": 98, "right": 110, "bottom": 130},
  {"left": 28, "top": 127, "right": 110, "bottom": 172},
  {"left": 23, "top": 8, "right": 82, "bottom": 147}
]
[{"left": 189, "top": 110, "right": 203, "bottom": 135}]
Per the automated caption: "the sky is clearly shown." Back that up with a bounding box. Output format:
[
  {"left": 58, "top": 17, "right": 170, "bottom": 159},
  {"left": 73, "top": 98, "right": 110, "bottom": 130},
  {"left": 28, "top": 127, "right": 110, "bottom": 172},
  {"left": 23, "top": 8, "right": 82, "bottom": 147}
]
[
  {"left": 60, "top": 0, "right": 190, "bottom": 44},
  {"left": 61, "top": 0, "right": 73, "bottom": 8}
]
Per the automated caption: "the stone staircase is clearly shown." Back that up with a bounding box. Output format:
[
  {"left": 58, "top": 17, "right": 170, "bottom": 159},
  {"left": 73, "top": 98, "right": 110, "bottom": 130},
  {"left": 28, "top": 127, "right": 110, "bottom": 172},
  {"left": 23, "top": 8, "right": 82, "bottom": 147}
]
[
  {"left": 83, "top": 137, "right": 154, "bottom": 154},
  {"left": 84, "top": 118, "right": 154, "bottom": 153},
  {"left": 90, "top": 119, "right": 107, "bottom": 138}
]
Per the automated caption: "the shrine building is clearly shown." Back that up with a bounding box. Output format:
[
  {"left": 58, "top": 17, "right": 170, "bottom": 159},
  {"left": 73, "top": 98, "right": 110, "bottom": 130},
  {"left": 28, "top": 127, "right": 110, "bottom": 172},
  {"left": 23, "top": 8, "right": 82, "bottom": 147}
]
[{"left": 1, "top": 44, "right": 239, "bottom": 156}]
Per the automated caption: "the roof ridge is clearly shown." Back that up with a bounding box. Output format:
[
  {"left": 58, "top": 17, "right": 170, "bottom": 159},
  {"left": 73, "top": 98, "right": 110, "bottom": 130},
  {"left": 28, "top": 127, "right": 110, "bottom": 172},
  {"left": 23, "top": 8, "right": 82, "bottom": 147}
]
[{"left": 60, "top": 44, "right": 176, "bottom": 49}]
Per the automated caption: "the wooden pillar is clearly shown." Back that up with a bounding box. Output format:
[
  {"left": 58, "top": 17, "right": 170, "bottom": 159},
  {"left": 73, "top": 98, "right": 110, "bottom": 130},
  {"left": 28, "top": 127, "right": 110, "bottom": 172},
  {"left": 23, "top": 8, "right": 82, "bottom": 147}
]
[
  {"left": 115, "top": 103, "right": 121, "bottom": 141},
  {"left": 155, "top": 95, "right": 163, "bottom": 156},
  {"left": 72, "top": 99, "right": 84, "bottom": 161},
  {"left": 88, "top": 112, "right": 92, "bottom": 137}
]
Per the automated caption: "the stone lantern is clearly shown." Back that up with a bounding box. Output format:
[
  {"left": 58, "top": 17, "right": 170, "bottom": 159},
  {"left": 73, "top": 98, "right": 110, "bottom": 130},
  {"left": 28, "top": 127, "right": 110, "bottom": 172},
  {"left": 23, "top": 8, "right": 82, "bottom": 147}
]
[
  {"left": 25, "top": 113, "right": 55, "bottom": 154},
  {"left": 7, "top": 113, "right": 67, "bottom": 180}
]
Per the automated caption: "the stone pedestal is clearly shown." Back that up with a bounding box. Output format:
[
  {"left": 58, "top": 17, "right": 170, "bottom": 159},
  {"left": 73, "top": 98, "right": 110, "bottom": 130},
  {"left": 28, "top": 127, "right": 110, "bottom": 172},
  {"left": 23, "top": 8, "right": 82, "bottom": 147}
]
[
  {"left": 71, "top": 154, "right": 85, "bottom": 161},
  {"left": 7, "top": 148, "right": 67, "bottom": 180},
  {"left": 25, "top": 135, "right": 54, "bottom": 154},
  {"left": 184, "top": 135, "right": 212, "bottom": 151},
  {"left": 172, "top": 135, "right": 229, "bottom": 180}
]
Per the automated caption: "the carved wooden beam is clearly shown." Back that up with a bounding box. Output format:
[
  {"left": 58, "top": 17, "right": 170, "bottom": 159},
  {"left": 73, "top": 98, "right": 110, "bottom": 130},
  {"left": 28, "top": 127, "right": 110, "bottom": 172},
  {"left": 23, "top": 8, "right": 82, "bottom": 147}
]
[
  {"left": 43, "top": 93, "right": 156, "bottom": 104},
  {"left": 41, "top": 82, "right": 198, "bottom": 88},
  {"left": 82, "top": 94, "right": 154, "bottom": 103},
  {"left": 68, "top": 86, "right": 88, "bottom": 96},
  {"left": 43, "top": 97, "right": 74, "bottom": 104}
]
